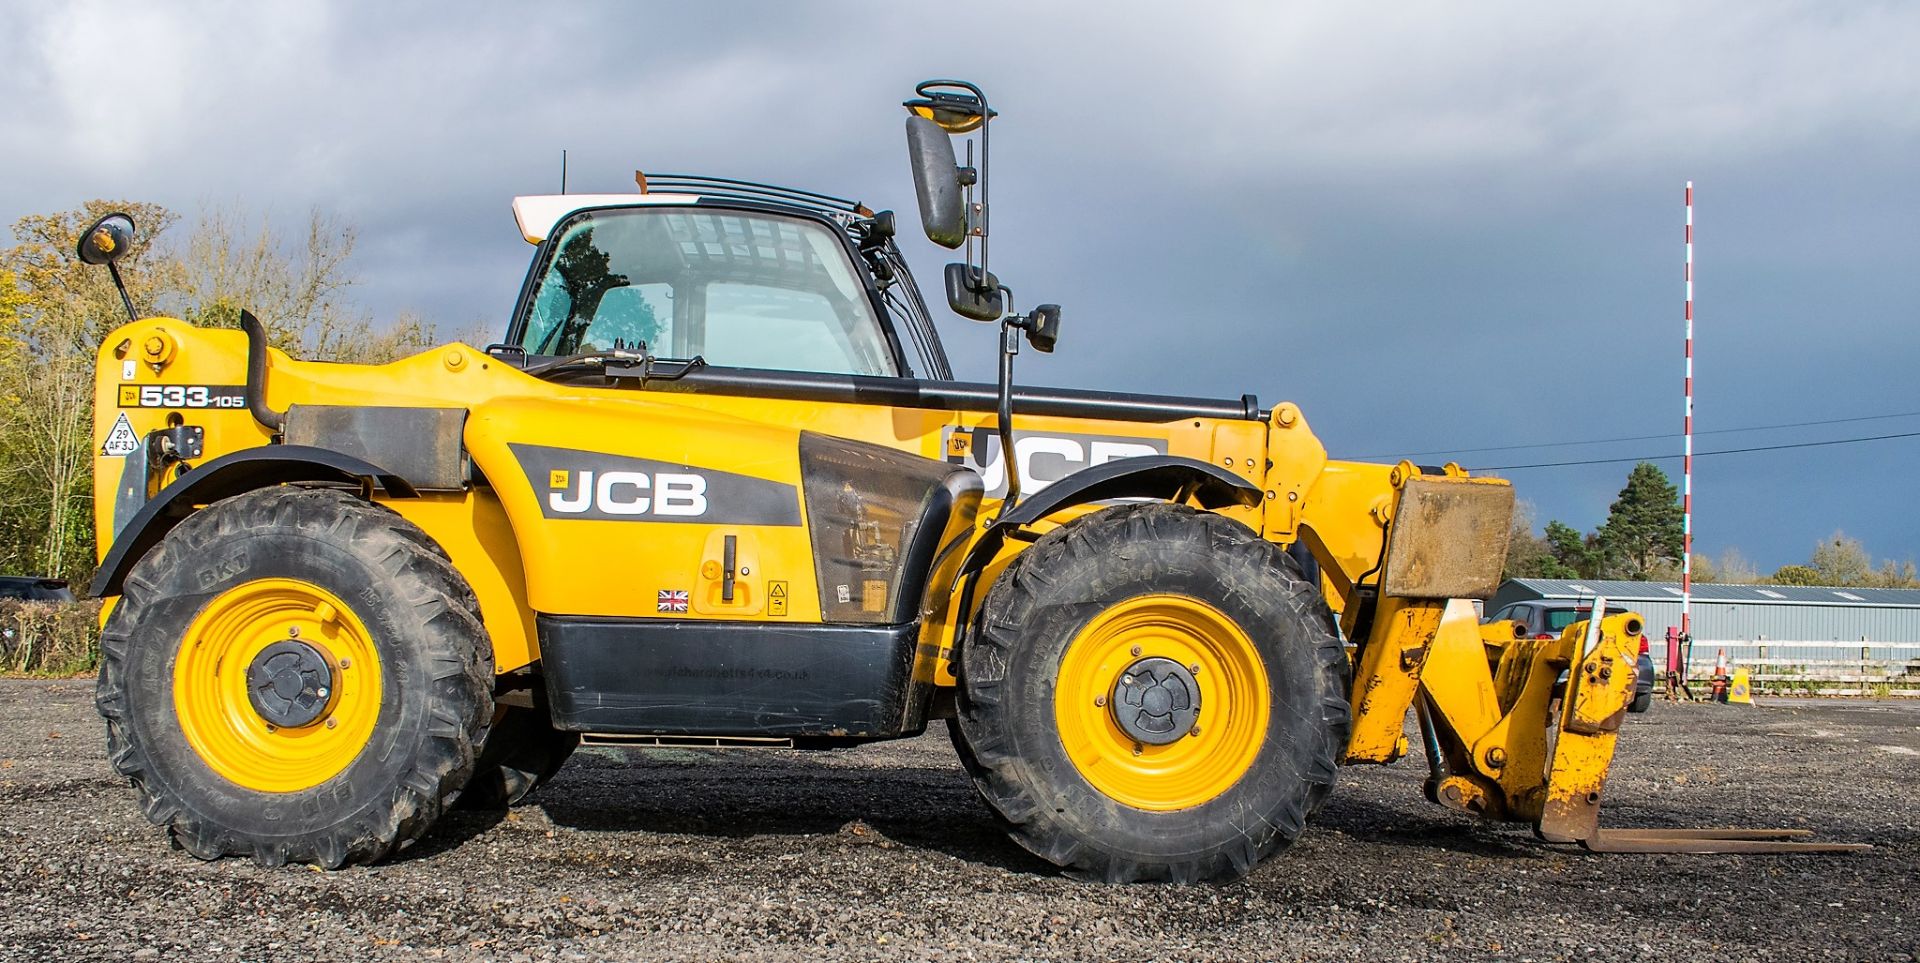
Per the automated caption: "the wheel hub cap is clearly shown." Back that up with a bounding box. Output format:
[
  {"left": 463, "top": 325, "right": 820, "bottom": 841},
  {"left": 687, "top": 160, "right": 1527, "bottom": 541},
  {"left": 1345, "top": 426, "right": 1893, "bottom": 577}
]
[
  {"left": 1111, "top": 657, "right": 1202, "bottom": 745},
  {"left": 245, "top": 640, "right": 335, "bottom": 728}
]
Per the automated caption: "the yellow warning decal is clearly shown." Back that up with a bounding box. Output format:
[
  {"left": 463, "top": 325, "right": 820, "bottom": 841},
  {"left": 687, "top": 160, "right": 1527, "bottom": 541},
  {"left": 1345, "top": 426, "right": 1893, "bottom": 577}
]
[{"left": 768, "top": 580, "right": 789, "bottom": 617}]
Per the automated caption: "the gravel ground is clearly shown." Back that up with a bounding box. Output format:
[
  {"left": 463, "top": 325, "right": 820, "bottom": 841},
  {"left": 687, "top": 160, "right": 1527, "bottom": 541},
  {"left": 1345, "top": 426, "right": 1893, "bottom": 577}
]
[{"left": 0, "top": 679, "right": 1913, "bottom": 962}]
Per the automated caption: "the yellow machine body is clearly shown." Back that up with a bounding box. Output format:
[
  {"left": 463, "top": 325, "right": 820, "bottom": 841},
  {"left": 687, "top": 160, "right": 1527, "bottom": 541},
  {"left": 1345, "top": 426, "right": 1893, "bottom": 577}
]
[
  {"left": 87, "top": 312, "right": 1637, "bottom": 841},
  {"left": 90, "top": 189, "right": 1848, "bottom": 859}
]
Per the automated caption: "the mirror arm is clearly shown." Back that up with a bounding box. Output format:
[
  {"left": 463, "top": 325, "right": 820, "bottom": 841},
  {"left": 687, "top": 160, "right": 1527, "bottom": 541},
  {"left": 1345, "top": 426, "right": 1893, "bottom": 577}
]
[
  {"left": 107, "top": 262, "right": 137, "bottom": 323},
  {"left": 975, "top": 111, "right": 990, "bottom": 285}
]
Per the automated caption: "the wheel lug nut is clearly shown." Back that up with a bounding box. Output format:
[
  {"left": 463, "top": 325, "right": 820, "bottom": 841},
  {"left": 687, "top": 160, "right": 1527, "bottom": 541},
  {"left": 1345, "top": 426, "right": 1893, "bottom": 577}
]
[
  {"left": 338, "top": 658, "right": 351, "bottom": 669},
  {"left": 1094, "top": 695, "right": 1106, "bottom": 707},
  {"left": 1129, "top": 645, "right": 1142, "bottom": 657},
  {"left": 265, "top": 724, "right": 277, "bottom": 733},
  {"left": 1131, "top": 742, "right": 1143, "bottom": 756},
  {"left": 1189, "top": 664, "right": 1201, "bottom": 675},
  {"left": 325, "top": 718, "right": 337, "bottom": 729},
  {"left": 287, "top": 626, "right": 300, "bottom": 638},
  {"left": 1190, "top": 725, "right": 1203, "bottom": 737}
]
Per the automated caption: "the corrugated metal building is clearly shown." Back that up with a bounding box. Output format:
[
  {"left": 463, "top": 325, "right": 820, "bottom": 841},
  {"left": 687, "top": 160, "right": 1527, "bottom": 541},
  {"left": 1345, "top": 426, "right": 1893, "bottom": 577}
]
[{"left": 1489, "top": 579, "right": 1920, "bottom": 649}]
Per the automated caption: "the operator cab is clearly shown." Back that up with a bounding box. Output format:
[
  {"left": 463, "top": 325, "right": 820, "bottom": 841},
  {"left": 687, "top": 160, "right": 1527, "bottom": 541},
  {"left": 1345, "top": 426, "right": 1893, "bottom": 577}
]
[{"left": 502, "top": 178, "right": 952, "bottom": 381}]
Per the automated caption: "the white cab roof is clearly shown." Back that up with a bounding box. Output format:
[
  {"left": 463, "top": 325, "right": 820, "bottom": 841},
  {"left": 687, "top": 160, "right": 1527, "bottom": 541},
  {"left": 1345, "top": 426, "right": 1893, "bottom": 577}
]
[{"left": 511, "top": 193, "right": 701, "bottom": 244}]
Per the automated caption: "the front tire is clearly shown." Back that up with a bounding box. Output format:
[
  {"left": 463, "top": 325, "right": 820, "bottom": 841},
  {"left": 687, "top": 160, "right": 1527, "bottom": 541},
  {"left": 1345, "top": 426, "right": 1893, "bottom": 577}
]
[
  {"left": 95, "top": 487, "right": 493, "bottom": 867},
  {"left": 953, "top": 503, "right": 1350, "bottom": 883}
]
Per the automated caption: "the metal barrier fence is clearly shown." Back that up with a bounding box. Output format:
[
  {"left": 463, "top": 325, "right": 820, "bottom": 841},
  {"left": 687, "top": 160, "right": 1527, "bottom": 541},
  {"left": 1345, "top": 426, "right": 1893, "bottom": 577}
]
[{"left": 1679, "top": 642, "right": 1920, "bottom": 697}]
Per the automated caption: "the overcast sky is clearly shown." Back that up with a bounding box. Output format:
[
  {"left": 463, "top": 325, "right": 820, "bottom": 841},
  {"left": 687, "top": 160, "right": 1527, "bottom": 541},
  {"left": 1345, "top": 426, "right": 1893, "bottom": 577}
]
[{"left": 4, "top": 2, "right": 1915, "bottom": 571}]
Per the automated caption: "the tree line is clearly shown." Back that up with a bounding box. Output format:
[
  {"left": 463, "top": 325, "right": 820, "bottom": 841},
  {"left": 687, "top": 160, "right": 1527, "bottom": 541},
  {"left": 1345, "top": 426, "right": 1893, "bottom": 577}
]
[
  {"left": 1, "top": 200, "right": 454, "bottom": 587},
  {"left": 1503, "top": 461, "right": 1919, "bottom": 588}
]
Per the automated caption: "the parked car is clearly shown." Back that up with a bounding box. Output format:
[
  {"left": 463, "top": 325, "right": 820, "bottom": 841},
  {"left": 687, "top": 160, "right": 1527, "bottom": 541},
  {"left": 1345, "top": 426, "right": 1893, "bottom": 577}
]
[
  {"left": 1482, "top": 600, "right": 1657, "bottom": 713},
  {"left": 0, "top": 576, "right": 76, "bottom": 603}
]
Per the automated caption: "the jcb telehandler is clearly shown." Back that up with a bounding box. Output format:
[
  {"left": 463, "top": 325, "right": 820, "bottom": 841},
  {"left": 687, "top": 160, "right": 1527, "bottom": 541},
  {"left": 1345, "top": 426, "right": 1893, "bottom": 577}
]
[{"left": 81, "top": 80, "right": 1861, "bottom": 881}]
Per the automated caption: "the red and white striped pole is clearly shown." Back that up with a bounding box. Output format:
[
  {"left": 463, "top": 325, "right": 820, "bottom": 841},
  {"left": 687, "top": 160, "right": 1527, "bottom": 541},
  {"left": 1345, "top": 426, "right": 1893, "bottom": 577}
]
[{"left": 1682, "top": 182, "right": 1694, "bottom": 639}]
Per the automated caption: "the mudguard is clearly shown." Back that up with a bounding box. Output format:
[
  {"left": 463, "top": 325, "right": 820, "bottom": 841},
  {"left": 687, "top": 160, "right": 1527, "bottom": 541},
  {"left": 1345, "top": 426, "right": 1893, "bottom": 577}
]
[
  {"left": 956, "top": 454, "right": 1263, "bottom": 578},
  {"left": 89, "top": 445, "right": 415, "bottom": 598}
]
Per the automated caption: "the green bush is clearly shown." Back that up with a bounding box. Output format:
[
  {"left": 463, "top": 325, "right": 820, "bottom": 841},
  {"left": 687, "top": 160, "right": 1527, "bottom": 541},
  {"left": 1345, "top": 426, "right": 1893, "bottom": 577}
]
[{"left": 0, "top": 599, "right": 102, "bottom": 675}]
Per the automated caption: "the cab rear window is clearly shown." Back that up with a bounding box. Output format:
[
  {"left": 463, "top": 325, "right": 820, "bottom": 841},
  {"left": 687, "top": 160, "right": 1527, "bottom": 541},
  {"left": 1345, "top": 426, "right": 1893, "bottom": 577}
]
[{"left": 1543, "top": 606, "right": 1628, "bottom": 632}]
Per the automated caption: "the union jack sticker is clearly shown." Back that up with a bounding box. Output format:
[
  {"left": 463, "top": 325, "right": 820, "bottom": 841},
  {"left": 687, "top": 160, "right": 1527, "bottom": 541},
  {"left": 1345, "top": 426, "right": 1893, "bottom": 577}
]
[{"left": 657, "top": 589, "right": 690, "bottom": 613}]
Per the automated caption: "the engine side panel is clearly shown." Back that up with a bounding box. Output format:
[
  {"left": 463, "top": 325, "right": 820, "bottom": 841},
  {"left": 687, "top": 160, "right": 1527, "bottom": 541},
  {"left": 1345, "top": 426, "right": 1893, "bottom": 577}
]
[{"left": 463, "top": 394, "right": 824, "bottom": 622}]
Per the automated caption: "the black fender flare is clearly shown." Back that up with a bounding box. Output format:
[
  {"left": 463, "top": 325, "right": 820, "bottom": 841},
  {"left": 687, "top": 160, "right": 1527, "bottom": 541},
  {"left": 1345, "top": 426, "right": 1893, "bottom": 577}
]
[
  {"left": 89, "top": 445, "right": 417, "bottom": 598},
  {"left": 955, "top": 454, "right": 1263, "bottom": 579}
]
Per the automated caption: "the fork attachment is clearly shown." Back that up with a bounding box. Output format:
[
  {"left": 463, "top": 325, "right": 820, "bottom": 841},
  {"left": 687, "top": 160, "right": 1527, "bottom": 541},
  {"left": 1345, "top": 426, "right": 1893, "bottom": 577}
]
[
  {"left": 1580, "top": 827, "right": 1871, "bottom": 854},
  {"left": 1344, "top": 597, "right": 1870, "bottom": 855}
]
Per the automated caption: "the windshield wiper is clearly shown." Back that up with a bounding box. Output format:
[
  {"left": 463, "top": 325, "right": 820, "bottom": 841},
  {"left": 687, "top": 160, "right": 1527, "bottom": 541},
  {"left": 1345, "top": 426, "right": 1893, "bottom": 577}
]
[{"left": 520, "top": 342, "right": 706, "bottom": 383}]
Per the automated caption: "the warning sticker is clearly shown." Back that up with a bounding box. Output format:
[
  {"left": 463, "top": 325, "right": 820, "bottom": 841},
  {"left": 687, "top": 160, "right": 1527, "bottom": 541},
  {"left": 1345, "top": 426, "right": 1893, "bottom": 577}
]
[
  {"left": 768, "top": 580, "right": 789, "bottom": 617},
  {"left": 101, "top": 413, "right": 141, "bottom": 457}
]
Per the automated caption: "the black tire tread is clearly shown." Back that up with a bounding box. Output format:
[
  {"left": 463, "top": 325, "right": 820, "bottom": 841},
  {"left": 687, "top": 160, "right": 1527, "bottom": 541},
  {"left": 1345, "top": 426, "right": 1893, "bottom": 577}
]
[
  {"left": 95, "top": 486, "right": 493, "bottom": 868},
  {"left": 953, "top": 502, "right": 1351, "bottom": 883}
]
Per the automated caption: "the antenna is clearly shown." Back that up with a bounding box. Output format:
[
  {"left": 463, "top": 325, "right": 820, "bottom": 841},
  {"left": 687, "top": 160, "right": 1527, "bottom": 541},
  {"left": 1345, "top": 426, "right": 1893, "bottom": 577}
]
[{"left": 560, "top": 150, "right": 568, "bottom": 194}]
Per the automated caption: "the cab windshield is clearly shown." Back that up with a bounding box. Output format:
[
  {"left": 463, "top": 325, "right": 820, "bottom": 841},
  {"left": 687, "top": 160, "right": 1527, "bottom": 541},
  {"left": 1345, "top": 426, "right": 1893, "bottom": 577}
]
[{"left": 517, "top": 207, "right": 897, "bottom": 377}]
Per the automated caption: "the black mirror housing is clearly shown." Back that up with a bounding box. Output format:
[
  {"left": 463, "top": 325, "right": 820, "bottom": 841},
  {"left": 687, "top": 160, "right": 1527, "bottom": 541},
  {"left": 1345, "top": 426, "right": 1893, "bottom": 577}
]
[
  {"left": 1025, "top": 304, "right": 1061, "bottom": 353},
  {"left": 944, "top": 263, "right": 1003, "bottom": 321},
  {"left": 76, "top": 212, "right": 136, "bottom": 266},
  {"left": 906, "top": 116, "right": 968, "bottom": 248}
]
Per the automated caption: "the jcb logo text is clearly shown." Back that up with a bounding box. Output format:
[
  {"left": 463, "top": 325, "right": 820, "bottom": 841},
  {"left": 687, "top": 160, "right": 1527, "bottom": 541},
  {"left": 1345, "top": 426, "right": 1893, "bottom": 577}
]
[{"left": 548, "top": 470, "right": 708, "bottom": 517}]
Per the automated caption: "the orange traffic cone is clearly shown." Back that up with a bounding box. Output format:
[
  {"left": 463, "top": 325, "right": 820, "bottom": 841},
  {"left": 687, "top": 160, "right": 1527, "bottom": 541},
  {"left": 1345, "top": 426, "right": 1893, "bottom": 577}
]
[{"left": 1711, "top": 648, "right": 1731, "bottom": 704}]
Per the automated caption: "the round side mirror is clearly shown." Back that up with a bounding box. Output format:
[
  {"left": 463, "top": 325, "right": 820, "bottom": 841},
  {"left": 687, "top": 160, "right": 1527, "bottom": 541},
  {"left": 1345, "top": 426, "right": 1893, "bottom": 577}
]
[{"left": 76, "top": 212, "right": 136, "bottom": 266}]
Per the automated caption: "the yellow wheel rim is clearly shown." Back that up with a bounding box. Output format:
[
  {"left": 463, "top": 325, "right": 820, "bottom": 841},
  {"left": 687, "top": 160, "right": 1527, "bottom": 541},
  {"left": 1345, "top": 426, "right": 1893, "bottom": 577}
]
[
  {"left": 1053, "top": 594, "right": 1269, "bottom": 811},
  {"left": 173, "top": 578, "right": 383, "bottom": 793}
]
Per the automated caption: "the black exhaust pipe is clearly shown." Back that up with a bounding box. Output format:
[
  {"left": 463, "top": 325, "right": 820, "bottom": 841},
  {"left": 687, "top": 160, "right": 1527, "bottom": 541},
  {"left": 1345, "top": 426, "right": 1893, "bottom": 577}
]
[{"left": 239, "top": 310, "right": 286, "bottom": 433}]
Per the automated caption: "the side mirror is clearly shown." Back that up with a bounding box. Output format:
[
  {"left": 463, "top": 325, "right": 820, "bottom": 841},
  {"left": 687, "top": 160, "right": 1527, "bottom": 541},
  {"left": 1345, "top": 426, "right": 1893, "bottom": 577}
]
[
  {"left": 1025, "top": 304, "right": 1061, "bottom": 353},
  {"left": 905, "top": 115, "right": 968, "bottom": 249},
  {"left": 944, "top": 263, "right": 1003, "bottom": 321},
  {"left": 76, "top": 212, "right": 136, "bottom": 266}
]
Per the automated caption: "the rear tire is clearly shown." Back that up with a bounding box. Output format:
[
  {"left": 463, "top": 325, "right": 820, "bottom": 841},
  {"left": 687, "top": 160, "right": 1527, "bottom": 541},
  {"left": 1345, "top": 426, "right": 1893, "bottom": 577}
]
[
  {"left": 952, "top": 502, "right": 1350, "bottom": 883},
  {"left": 457, "top": 704, "right": 579, "bottom": 809},
  {"left": 1629, "top": 691, "right": 1653, "bottom": 714},
  {"left": 95, "top": 487, "right": 493, "bottom": 867}
]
